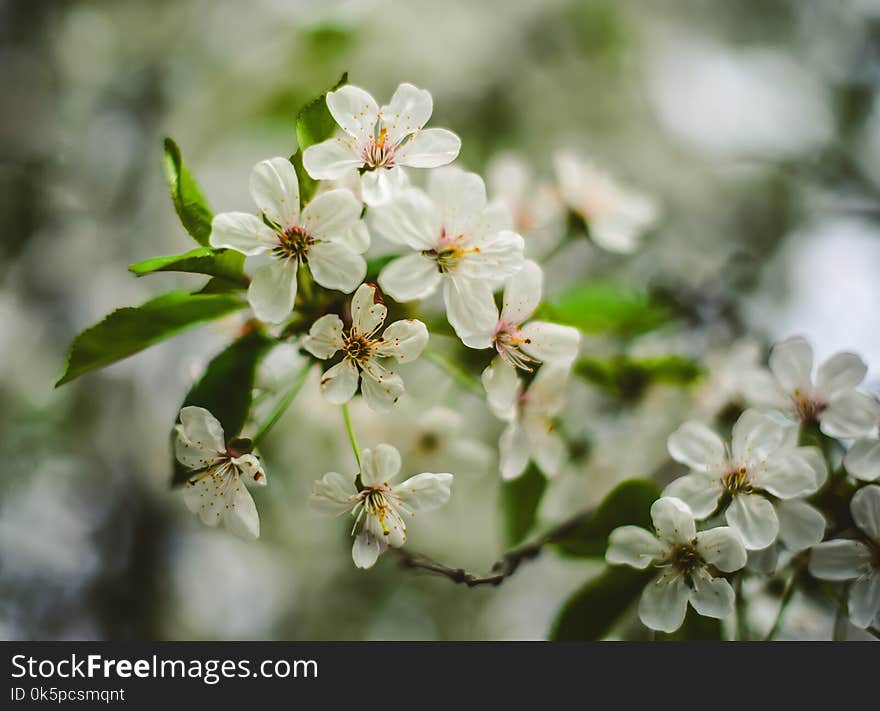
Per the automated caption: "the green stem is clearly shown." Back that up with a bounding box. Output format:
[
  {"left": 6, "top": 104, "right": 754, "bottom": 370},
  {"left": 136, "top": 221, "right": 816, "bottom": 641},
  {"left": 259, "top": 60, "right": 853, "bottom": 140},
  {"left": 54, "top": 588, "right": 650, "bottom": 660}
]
[
  {"left": 251, "top": 362, "right": 313, "bottom": 444},
  {"left": 424, "top": 349, "right": 484, "bottom": 396},
  {"left": 764, "top": 571, "right": 798, "bottom": 641},
  {"left": 342, "top": 403, "right": 362, "bottom": 469}
]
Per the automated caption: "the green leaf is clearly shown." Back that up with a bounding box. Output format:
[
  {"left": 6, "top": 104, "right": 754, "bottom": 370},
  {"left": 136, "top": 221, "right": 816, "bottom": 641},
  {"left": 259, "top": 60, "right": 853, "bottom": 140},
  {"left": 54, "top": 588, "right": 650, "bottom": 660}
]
[
  {"left": 171, "top": 329, "right": 273, "bottom": 486},
  {"left": 163, "top": 137, "right": 213, "bottom": 246},
  {"left": 129, "top": 247, "right": 246, "bottom": 285},
  {"left": 552, "top": 479, "right": 660, "bottom": 558},
  {"left": 501, "top": 463, "right": 547, "bottom": 546},
  {"left": 538, "top": 282, "right": 672, "bottom": 336},
  {"left": 366, "top": 254, "right": 397, "bottom": 282},
  {"left": 551, "top": 566, "right": 653, "bottom": 640},
  {"left": 292, "top": 72, "right": 349, "bottom": 204},
  {"left": 574, "top": 355, "right": 702, "bottom": 400},
  {"left": 56, "top": 292, "right": 246, "bottom": 386}
]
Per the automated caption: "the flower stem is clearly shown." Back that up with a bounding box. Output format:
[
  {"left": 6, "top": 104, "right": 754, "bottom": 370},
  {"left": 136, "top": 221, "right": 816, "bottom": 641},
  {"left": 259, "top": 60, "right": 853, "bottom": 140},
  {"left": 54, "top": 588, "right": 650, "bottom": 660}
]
[
  {"left": 764, "top": 571, "right": 798, "bottom": 641},
  {"left": 424, "top": 348, "right": 484, "bottom": 396},
  {"left": 342, "top": 403, "right": 362, "bottom": 469},
  {"left": 251, "top": 362, "right": 313, "bottom": 444}
]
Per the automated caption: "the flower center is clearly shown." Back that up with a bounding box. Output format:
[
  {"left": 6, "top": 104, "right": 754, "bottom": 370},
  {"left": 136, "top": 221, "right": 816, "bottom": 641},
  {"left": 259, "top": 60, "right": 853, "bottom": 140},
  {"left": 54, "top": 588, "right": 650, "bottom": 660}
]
[
  {"left": 417, "top": 432, "right": 440, "bottom": 452},
  {"left": 669, "top": 542, "right": 704, "bottom": 575},
  {"left": 721, "top": 467, "right": 752, "bottom": 496},
  {"left": 422, "top": 229, "right": 481, "bottom": 274},
  {"left": 494, "top": 322, "right": 538, "bottom": 372},
  {"left": 362, "top": 124, "right": 396, "bottom": 170},
  {"left": 273, "top": 225, "right": 314, "bottom": 261},
  {"left": 792, "top": 389, "right": 826, "bottom": 423},
  {"left": 343, "top": 332, "right": 375, "bottom": 364},
  {"left": 360, "top": 486, "right": 394, "bottom": 537}
]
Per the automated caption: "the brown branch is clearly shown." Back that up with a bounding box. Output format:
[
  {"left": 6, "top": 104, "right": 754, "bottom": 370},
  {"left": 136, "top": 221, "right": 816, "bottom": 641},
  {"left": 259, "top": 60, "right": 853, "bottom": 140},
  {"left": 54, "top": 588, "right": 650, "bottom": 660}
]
[{"left": 390, "top": 508, "right": 594, "bottom": 588}]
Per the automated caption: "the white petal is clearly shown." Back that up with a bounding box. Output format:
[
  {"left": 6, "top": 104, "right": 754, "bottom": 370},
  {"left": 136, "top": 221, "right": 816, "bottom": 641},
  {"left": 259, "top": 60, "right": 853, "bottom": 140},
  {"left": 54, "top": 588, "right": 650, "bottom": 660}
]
[
  {"left": 520, "top": 321, "right": 580, "bottom": 365},
  {"left": 360, "top": 369, "right": 405, "bottom": 413},
  {"left": 326, "top": 84, "right": 379, "bottom": 141},
  {"left": 809, "top": 540, "right": 872, "bottom": 580},
  {"left": 360, "top": 167, "right": 408, "bottom": 206},
  {"left": 302, "top": 314, "right": 345, "bottom": 359},
  {"left": 352, "top": 531, "right": 382, "bottom": 569},
  {"left": 689, "top": 570, "right": 736, "bottom": 620},
  {"left": 349, "top": 283, "right": 386, "bottom": 336},
  {"left": 639, "top": 570, "right": 689, "bottom": 633},
  {"left": 525, "top": 364, "right": 570, "bottom": 418},
  {"left": 361, "top": 443, "right": 401, "bottom": 487},
  {"left": 249, "top": 157, "right": 300, "bottom": 228},
  {"left": 427, "top": 167, "right": 487, "bottom": 236},
  {"left": 223, "top": 482, "right": 260, "bottom": 540},
  {"left": 739, "top": 367, "right": 789, "bottom": 408},
  {"left": 756, "top": 447, "right": 825, "bottom": 499},
  {"left": 396, "top": 128, "right": 461, "bottom": 168},
  {"left": 851, "top": 484, "right": 880, "bottom": 542},
  {"left": 378, "top": 253, "right": 442, "bottom": 302},
  {"left": 394, "top": 472, "right": 453, "bottom": 512},
  {"left": 606, "top": 526, "right": 663, "bottom": 569},
  {"left": 845, "top": 439, "right": 880, "bottom": 482},
  {"left": 302, "top": 137, "right": 362, "bottom": 180},
  {"left": 731, "top": 408, "right": 788, "bottom": 465},
  {"left": 335, "top": 220, "right": 370, "bottom": 254},
  {"left": 725, "top": 494, "right": 779, "bottom": 550},
  {"left": 375, "top": 319, "right": 428, "bottom": 363},
  {"left": 179, "top": 406, "right": 225, "bottom": 450},
  {"left": 848, "top": 572, "right": 880, "bottom": 629},
  {"left": 768, "top": 336, "right": 814, "bottom": 393},
  {"left": 210, "top": 212, "right": 275, "bottom": 255},
  {"left": 499, "top": 421, "right": 530, "bottom": 480},
  {"left": 482, "top": 357, "right": 522, "bottom": 422},
  {"left": 443, "top": 276, "right": 500, "bottom": 347},
  {"left": 301, "top": 188, "right": 362, "bottom": 241},
  {"left": 661, "top": 473, "right": 723, "bottom": 519},
  {"left": 456, "top": 230, "right": 525, "bottom": 285},
  {"left": 651, "top": 497, "right": 696, "bottom": 545},
  {"left": 815, "top": 351, "right": 867, "bottom": 397},
  {"left": 184, "top": 475, "right": 223, "bottom": 527},
  {"left": 308, "top": 242, "right": 366, "bottom": 293},
  {"left": 775, "top": 500, "right": 826, "bottom": 551},
  {"left": 310, "top": 471, "right": 358, "bottom": 515},
  {"left": 667, "top": 421, "right": 726, "bottom": 472},
  {"left": 319, "top": 359, "right": 359, "bottom": 405},
  {"left": 368, "top": 187, "right": 441, "bottom": 250},
  {"left": 523, "top": 415, "right": 566, "bottom": 477},
  {"left": 380, "top": 82, "right": 433, "bottom": 143},
  {"left": 500, "top": 260, "right": 543, "bottom": 324},
  {"left": 247, "top": 260, "right": 298, "bottom": 323},
  {"left": 232, "top": 454, "right": 266, "bottom": 487},
  {"left": 821, "top": 389, "right": 880, "bottom": 439},
  {"left": 694, "top": 527, "right": 747, "bottom": 572}
]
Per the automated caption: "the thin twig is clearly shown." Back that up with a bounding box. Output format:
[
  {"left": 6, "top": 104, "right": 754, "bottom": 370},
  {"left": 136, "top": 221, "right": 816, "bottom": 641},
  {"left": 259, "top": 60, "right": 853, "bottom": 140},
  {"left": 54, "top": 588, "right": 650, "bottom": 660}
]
[
  {"left": 251, "top": 362, "right": 313, "bottom": 444},
  {"left": 764, "top": 570, "right": 798, "bottom": 641},
  {"left": 341, "top": 403, "right": 362, "bottom": 469},
  {"left": 389, "top": 508, "right": 594, "bottom": 587}
]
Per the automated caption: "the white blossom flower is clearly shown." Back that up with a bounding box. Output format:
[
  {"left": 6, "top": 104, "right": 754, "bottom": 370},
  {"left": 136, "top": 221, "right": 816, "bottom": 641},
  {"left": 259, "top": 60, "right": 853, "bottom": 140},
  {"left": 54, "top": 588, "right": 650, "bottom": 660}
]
[
  {"left": 175, "top": 406, "right": 266, "bottom": 540},
  {"left": 210, "top": 157, "right": 367, "bottom": 323},
  {"left": 481, "top": 360, "right": 571, "bottom": 480},
  {"left": 302, "top": 83, "right": 461, "bottom": 206},
  {"left": 664, "top": 409, "right": 827, "bottom": 550},
  {"left": 554, "top": 150, "right": 659, "bottom": 254},
  {"left": 372, "top": 166, "right": 525, "bottom": 344},
  {"left": 487, "top": 152, "right": 565, "bottom": 259},
  {"left": 302, "top": 283, "right": 428, "bottom": 412},
  {"left": 607, "top": 497, "right": 747, "bottom": 633},
  {"left": 310, "top": 443, "right": 453, "bottom": 569},
  {"left": 741, "top": 336, "right": 880, "bottom": 438},
  {"left": 459, "top": 260, "right": 580, "bottom": 370},
  {"left": 809, "top": 485, "right": 880, "bottom": 629},
  {"left": 845, "top": 438, "right": 880, "bottom": 482}
]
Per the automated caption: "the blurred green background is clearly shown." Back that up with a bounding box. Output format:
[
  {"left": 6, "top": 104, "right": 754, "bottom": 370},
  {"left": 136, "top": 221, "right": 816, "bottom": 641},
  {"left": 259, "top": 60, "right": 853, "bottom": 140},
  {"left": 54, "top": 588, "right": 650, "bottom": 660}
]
[{"left": 3, "top": 0, "right": 880, "bottom": 640}]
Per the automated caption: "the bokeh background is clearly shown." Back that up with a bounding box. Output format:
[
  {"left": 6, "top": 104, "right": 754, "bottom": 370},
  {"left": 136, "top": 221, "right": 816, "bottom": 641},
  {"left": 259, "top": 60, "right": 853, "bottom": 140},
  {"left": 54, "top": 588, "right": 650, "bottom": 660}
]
[{"left": 3, "top": 0, "right": 880, "bottom": 640}]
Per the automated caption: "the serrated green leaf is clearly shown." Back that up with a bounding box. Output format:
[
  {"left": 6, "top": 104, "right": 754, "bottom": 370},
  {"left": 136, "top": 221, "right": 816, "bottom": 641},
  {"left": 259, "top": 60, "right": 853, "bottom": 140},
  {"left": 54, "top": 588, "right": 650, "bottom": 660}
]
[
  {"left": 501, "top": 463, "right": 547, "bottom": 546},
  {"left": 292, "top": 72, "right": 349, "bottom": 204},
  {"left": 551, "top": 566, "right": 653, "bottom": 640},
  {"left": 171, "top": 330, "right": 273, "bottom": 486},
  {"left": 129, "top": 247, "right": 246, "bottom": 285},
  {"left": 552, "top": 479, "right": 660, "bottom": 558},
  {"left": 574, "top": 355, "right": 702, "bottom": 400},
  {"left": 538, "top": 282, "right": 672, "bottom": 336},
  {"left": 163, "top": 137, "right": 213, "bottom": 246},
  {"left": 56, "top": 292, "right": 245, "bottom": 386}
]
